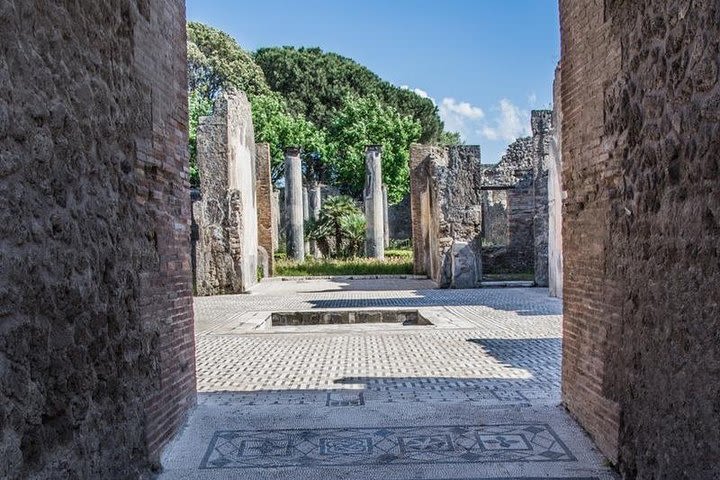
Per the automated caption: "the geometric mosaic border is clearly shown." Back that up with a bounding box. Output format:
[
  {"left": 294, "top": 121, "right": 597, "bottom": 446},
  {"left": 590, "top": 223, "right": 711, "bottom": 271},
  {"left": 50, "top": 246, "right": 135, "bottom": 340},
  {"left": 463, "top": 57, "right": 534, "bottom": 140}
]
[{"left": 200, "top": 423, "right": 576, "bottom": 469}]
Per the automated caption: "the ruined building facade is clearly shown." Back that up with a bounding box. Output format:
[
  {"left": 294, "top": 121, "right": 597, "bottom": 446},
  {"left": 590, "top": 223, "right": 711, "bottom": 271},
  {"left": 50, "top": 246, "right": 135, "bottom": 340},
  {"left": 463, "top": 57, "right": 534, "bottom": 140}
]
[
  {"left": 410, "top": 113, "right": 552, "bottom": 288},
  {"left": 192, "top": 91, "right": 259, "bottom": 295}
]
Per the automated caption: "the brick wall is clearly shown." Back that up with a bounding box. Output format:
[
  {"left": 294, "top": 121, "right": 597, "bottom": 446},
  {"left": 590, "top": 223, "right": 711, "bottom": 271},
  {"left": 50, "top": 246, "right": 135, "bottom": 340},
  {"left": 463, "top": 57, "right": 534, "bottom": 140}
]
[
  {"left": 0, "top": 1, "right": 195, "bottom": 477},
  {"left": 256, "top": 143, "right": 275, "bottom": 275},
  {"left": 559, "top": 0, "right": 622, "bottom": 463},
  {"left": 561, "top": 1, "right": 720, "bottom": 477}
]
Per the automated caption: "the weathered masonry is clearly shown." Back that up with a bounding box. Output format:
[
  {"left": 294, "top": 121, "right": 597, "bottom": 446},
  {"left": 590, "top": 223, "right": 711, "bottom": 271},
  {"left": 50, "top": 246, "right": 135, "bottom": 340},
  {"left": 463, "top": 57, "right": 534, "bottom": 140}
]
[
  {"left": 0, "top": 1, "right": 195, "bottom": 478},
  {"left": 410, "top": 119, "right": 552, "bottom": 288},
  {"left": 255, "top": 142, "right": 275, "bottom": 276},
  {"left": 559, "top": 1, "right": 720, "bottom": 478},
  {"left": 193, "top": 91, "right": 258, "bottom": 295}
]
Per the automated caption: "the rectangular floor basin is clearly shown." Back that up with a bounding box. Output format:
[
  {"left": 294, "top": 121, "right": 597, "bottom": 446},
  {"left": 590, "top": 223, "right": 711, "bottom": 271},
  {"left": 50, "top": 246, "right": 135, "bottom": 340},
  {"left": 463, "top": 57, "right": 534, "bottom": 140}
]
[{"left": 271, "top": 309, "right": 432, "bottom": 327}]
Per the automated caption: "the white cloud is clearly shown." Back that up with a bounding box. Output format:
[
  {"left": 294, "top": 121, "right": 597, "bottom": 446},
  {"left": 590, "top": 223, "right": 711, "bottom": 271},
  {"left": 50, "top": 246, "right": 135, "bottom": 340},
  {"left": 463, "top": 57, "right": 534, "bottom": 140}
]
[
  {"left": 479, "top": 99, "right": 530, "bottom": 142},
  {"left": 437, "top": 97, "right": 485, "bottom": 141},
  {"left": 528, "top": 92, "right": 538, "bottom": 107},
  {"left": 440, "top": 97, "right": 484, "bottom": 119}
]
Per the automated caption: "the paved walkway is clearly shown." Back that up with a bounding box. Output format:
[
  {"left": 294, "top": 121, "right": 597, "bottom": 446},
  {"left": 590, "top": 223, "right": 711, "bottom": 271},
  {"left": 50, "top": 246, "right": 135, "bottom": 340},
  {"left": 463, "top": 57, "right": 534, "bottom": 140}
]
[{"left": 160, "top": 278, "right": 617, "bottom": 480}]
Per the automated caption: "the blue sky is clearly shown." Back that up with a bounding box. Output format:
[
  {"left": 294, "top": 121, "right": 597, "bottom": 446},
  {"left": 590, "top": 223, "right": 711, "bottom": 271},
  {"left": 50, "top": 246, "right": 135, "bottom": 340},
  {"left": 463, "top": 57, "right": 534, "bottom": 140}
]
[{"left": 186, "top": 0, "right": 560, "bottom": 164}]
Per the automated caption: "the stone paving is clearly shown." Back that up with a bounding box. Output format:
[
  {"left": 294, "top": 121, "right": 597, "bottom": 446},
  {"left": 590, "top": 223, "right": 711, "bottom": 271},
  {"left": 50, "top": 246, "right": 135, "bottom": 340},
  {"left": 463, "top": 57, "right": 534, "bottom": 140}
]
[{"left": 160, "top": 278, "right": 617, "bottom": 479}]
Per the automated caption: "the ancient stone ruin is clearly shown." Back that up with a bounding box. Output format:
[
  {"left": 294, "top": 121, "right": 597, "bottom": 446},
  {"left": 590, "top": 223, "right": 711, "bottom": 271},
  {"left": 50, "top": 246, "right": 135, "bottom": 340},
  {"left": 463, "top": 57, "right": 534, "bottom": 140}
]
[
  {"left": 192, "top": 90, "right": 258, "bottom": 295},
  {"left": 410, "top": 116, "right": 552, "bottom": 289},
  {"left": 2, "top": 1, "right": 719, "bottom": 479},
  {"left": 410, "top": 145, "right": 484, "bottom": 288}
]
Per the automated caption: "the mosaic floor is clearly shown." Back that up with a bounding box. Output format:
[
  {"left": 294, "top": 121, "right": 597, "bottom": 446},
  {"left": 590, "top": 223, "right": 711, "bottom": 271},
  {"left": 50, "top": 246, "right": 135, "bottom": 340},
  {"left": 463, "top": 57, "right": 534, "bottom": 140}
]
[{"left": 160, "top": 278, "right": 618, "bottom": 480}]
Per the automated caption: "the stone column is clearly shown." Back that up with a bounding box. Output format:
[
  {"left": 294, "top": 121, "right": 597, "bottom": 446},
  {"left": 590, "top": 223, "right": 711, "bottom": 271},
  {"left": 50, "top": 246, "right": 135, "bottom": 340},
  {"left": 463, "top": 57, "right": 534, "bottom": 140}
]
[
  {"left": 382, "top": 184, "right": 390, "bottom": 248},
  {"left": 310, "top": 184, "right": 322, "bottom": 258},
  {"left": 271, "top": 189, "right": 280, "bottom": 252},
  {"left": 284, "top": 147, "right": 305, "bottom": 261},
  {"left": 302, "top": 186, "right": 310, "bottom": 255},
  {"left": 364, "top": 145, "right": 384, "bottom": 259}
]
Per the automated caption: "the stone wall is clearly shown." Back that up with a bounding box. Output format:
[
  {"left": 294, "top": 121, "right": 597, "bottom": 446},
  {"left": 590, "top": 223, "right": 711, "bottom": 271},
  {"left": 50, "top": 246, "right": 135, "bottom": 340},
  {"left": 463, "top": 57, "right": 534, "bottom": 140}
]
[
  {"left": 560, "top": 1, "right": 720, "bottom": 477},
  {"left": 0, "top": 1, "right": 195, "bottom": 478},
  {"left": 255, "top": 143, "right": 275, "bottom": 276},
  {"left": 548, "top": 63, "right": 563, "bottom": 298},
  {"left": 480, "top": 190, "right": 508, "bottom": 247},
  {"left": 194, "top": 91, "right": 258, "bottom": 294},
  {"left": 480, "top": 138, "right": 536, "bottom": 275},
  {"left": 388, "top": 195, "right": 412, "bottom": 242},
  {"left": 410, "top": 145, "right": 483, "bottom": 288}
]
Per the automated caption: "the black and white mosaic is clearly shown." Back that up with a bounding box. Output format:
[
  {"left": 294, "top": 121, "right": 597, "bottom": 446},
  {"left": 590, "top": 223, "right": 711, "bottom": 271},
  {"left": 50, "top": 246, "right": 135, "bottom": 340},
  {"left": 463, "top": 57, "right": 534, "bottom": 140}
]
[{"left": 200, "top": 423, "right": 576, "bottom": 469}]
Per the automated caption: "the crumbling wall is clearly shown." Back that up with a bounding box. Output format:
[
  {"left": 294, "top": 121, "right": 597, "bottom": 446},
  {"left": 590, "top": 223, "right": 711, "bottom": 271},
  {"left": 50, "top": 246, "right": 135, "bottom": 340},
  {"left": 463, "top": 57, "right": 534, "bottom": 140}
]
[
  {"left": 481, "top": 190, "right": 509, "bottom": 247},
  {"left": 410, "top": 145, "right": 483, "bottom": 288},
  {"left": 194, "top": 91, "right": 258, "bottom": 294},
  {"left": 255, "top": 143, "right": 275, "bottom": 276},
  {"left": 561, "top": 1, "right": 720, "bottom": 477},
  {"left": 0, "top": 1, "right": 195, "bottom": 478},
  {"left": 480, "top": 138, "right": 536, "bottom": 275}
]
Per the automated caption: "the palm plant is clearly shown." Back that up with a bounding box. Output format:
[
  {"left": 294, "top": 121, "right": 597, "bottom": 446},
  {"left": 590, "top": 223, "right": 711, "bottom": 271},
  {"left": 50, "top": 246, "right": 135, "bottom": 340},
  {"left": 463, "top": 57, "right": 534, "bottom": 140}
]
[
  {"left": 308, "top": 195, "right": 366, "bottom": 258},
  {"left": 339, "top": 212, "right": 366, "bottom": 257}
]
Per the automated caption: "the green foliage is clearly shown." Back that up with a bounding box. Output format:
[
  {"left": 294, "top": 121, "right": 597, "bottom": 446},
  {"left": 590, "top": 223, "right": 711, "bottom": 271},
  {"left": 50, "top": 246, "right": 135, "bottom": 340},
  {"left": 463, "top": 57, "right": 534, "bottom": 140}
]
[
  {"left": 275, "top": 257, "right": 413, "bottom": 277},
  {"left": 338, "top": 212, "right": 366, "bottom": 258},
  {"left": 328, "top": 95, "right": 422, "bottom": 203},
  {"left": 306, "top": 195, "right": 366, "bottom": 258},
  {"left": 187, "top": 21, "right": 269, "bottom": 99},
  {"left": 250, "top": 93, "right": 329, "bottom": 182},
  {"left": 439, "top": 130, "right": 464, "bottom": 146},
  {"left": 188, "top": 88, "right": 213, "bottom": 187},
  {"left": 253, "top": 46, "right": 443, "bottom": 142}
]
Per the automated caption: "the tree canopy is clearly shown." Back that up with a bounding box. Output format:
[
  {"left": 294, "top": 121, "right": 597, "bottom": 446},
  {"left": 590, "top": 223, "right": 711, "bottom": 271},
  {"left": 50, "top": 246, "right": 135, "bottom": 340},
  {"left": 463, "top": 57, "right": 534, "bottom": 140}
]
[
  {"left": 187, "top": 21, "right": 269, "bottom": 99},
  {"left": 254, "top": 46, "right": 443, "bottom": 142},
  {"left": 328, "top": 95, "right": 421, "bottom": 203},
  {"left": 186, "top": 23, "right": 455, "bottom": 202}
]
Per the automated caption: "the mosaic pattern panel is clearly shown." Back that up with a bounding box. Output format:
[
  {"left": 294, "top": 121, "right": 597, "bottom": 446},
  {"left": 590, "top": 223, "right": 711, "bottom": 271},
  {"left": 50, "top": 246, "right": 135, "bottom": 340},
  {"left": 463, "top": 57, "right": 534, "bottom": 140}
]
[{"left": 200, "top": 423, "right": 576, "bottom": 469}]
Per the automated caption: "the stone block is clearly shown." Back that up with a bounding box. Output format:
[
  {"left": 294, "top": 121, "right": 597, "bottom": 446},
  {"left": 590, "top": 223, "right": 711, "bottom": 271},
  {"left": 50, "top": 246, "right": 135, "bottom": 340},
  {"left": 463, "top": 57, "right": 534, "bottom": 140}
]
[{"left": 194, "top": 90, "right": 258, "bottom": 294}]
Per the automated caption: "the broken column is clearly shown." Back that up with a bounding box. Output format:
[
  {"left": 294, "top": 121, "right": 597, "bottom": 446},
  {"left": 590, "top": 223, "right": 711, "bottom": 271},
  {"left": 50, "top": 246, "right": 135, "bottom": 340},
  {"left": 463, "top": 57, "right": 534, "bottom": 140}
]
[
  {"left": 382, "top": 184, "right": 390, "bottom": 248},
  {"left": 364, "top": 145, "right": 385, "bottom": 259},
  {"left": 195, "top": 90, "right": 259, "bottom": 294},
  {"left": 284, "top": 147, "right": 305, "bottom": 261},
  {"left": 256, "top": 142, "right": 275, "bottom": 277}
]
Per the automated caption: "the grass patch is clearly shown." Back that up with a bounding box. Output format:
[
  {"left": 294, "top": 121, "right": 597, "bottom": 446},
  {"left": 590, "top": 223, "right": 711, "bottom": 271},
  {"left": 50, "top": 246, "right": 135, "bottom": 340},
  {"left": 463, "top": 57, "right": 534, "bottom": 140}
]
[
  {"left": 384, "top": 248, "right": 413, "bottom": 259},
  {"left": 275, "top": 256, "right": 413, "bottom": 277}
]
